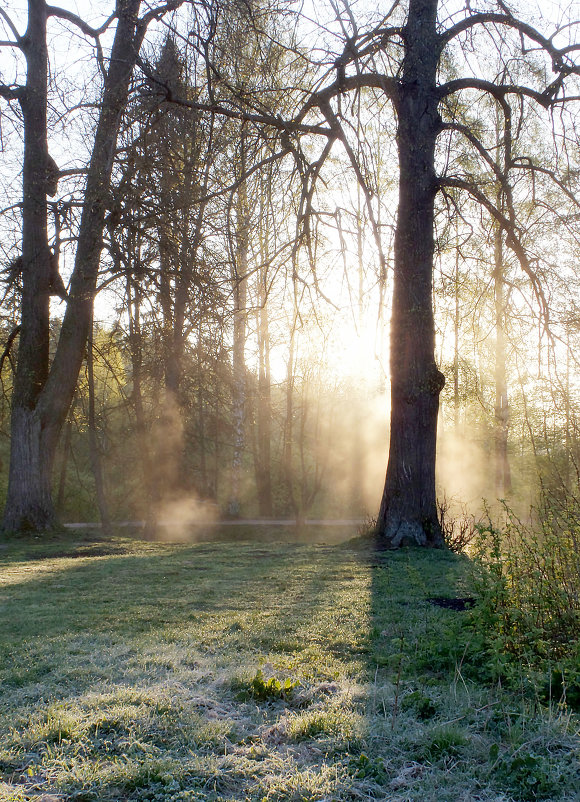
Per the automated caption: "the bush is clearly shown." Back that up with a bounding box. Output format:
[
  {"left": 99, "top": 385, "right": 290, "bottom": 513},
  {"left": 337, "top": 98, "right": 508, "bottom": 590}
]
[{"left": 466, "top": 500, "right": 580, "bottom": 696}]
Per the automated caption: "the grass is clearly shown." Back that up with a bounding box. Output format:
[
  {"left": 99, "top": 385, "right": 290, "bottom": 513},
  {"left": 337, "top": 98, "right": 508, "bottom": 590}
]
[{"left": 0, "top": 529, "right": 578, "bottom": 801}]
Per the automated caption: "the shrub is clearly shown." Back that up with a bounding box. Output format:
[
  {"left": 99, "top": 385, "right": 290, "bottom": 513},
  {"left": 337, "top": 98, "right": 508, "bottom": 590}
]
[{"left": 466, "top": 500, "right": 580, "bottom": 696}]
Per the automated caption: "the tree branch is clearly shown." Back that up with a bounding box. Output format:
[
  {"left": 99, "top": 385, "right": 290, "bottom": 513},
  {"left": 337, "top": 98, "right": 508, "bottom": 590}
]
[
  {"left": 137, "top": 0, "right": 186, "bottom": 30},
  {"left": 440, "top": 121, "right": 504, "bottom": 181},
  {"left": 0, "top": 326, "right": 21, "bottom": 375},
  {"left": 439, "top": 176, "right": 550, "bottom": 324},
  {"left": 136, "top": 58, "right": 334, "bottom": 137},
  {"left": 298, "top": 72, "right": 398, "bottom": 121},
  {"left": 438, "top": 78, "right": 558, "bottom": 108},
  {"left": 0, "top": 83, "right": 22, "bottom": 101},
  {"left": 0, "top": 8, "right": 23, "bottom": 44},
  {"left": 46, "top": 6, "right": 116, "bottom": 38},
  {"left": 441, "top": 10, "right": 575, "bottom": 62}
]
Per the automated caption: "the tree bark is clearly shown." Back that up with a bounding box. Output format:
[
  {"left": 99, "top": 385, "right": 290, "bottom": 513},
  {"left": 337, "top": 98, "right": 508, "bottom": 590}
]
[
  {"left": 377, "top": 0, "right": 445, "bottom": 548},
  {"left": 1, "top": 1, "right": 55, "bottom": 532}
]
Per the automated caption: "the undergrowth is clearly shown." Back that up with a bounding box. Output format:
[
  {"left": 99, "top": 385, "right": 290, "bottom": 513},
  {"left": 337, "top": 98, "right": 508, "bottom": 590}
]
[{"left": 464, "top": 501, "right": 580, "bottom": 709}]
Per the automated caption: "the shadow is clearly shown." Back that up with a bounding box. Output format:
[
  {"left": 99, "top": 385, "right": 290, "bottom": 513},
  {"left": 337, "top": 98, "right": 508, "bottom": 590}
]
[
  {"left": 362, "top": 544, "right": 488, "bottom": 798},
  {"left": 0, "top": 536, "right": 491, "bottom": 801}
]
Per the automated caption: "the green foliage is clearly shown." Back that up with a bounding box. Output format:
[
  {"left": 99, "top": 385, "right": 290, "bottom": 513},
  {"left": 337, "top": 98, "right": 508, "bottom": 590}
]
[
  {"left": 540, "top": 660, "right": 580, "bottom": 712},
  {"left": 491, "top": 747, "right": 562, "bottom": 801},
  {"left": 400, "top": 690, "right": 437, "bottom": 720},
  {"left": 347, "top": 752, "right": 387, "bottom": 783},
  {"left": 234, "top": 669, "right": 299, "bottom": 702},
  {"left": 465, "top": 504, "right": 580, "bottom": 695}
]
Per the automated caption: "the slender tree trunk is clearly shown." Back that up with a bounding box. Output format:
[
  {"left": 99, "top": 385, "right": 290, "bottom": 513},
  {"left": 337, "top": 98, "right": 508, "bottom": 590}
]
[
  {"left": 283, "top": 321, "right": 298, "bottom": 520},
  {"left": 494, "top": 222, "right": 511, "bottom": 497},
  {"left": 377, "top": 0, "right": 445, "bottom": 548},
  {"left": 56, "top": 407, "right": 74, "bottom": 515},
  {"left": 350, "top": 192, "right": 365, "bottom": 512},
  {"left": 453, "top": 242, "right": 460, "bottom": 431},
  {"left": 127, "top": 276, "right": 156, "bottom": 538},
  {"left": 255, "top": 298, "right": 273, "bottom": 516},
  {"left": 565, "top": 329, "right": 571, "bottom": 487},
  {"left": 228, "top": 131, "right": 249, "bottom": 516},
  {"left": 87, "top": 320, "right": 112, "bottom": 533},
  {"left": 253, "top": 208, "right": 273, "bottom": 516},
  {"left": 197, "top": 322, "right": 208, "bottom": 494}
]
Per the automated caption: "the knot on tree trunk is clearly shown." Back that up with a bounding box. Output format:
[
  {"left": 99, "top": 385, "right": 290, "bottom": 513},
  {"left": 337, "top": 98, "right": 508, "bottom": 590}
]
[
  {"left": 399, "top": 366, "right": 445, "bottom": 403},
  {"left": 426, "top": 367, "right": 445, "bottom": 396}
]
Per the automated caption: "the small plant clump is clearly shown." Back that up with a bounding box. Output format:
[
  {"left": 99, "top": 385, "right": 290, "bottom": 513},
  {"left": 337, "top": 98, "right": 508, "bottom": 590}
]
[
  {"left": 347, "top": 751, "right": 388, "bottom": 783},
  {"left": 233, "top": 669, "right": 299, "bottom": 702},
  {"left": 490, "top": 744, "right": 563, "bottom": 801},
  {"left": 400, "top": 690, "right": 437, "bottom": 720}
]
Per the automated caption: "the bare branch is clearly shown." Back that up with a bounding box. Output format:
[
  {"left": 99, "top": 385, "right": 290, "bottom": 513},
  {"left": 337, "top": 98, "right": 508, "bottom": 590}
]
[
  {"left": 0, "top": 326, "right": 21, "bottom": 376},
  {"left": 0, "top": 8, "right": 23, "bottom": 44},
  {"left": 441, "top": 10, "right": 574, "bottom": 62},
  {"left": 316, "top": 98, "right": 388, "bottom": 288},
  {"left": 0, "top": 83, "right": 21, "bottom": 101},
  {"left": 439, "top": 176, "right": 550, "bottom": 324},
  {"left": 137, "top": 0, "right": 186, "bottom": 30},
  {"left": 136, "top": 57, "right": 334, "bottom": 137},
  {"left": 298, "top": 71, "right": 398, "bottom": 121},
  {"left": 440, "top": 121, "right": 503, "bottom": 181},
  {"left": 510, "top": 158, "right": 580, "bottom": 209},
  {"left": 438, "top": 78, "right": 558, "bottom": 108},
  {"left": 46, "top": 6, "right": 116, "bottom": 38}
]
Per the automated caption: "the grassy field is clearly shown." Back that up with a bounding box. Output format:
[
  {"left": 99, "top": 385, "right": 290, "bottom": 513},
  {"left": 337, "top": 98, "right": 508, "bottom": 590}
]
[{"left": 0, "top": 530, "right": 578, "bottom": 801}]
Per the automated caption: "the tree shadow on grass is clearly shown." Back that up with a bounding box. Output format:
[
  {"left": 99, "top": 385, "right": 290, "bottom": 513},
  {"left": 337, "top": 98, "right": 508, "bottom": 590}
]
[
  {"left": 0, "top": 537, "right": 375, "bottom": 800},
  {"left": 5, "top": 537, "right": 570, "bottom": 802}
]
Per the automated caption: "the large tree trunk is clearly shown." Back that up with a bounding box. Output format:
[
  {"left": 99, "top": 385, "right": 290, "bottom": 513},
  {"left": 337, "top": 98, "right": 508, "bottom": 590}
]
[
  {"left": 2, "top": 2, "right": 55, "bottom": 532},
  {"left": 2, "top": 0, "right": 144, "bottom": 535},
  {"left": 377, "top": 0, "right": 445, "bottom": 548}
]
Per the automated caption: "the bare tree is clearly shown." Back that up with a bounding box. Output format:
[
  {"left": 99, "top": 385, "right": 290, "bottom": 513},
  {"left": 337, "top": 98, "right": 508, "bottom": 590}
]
[
  {"left": 296, "top": 0, "right": 580, "bottom": 546},
  {"left": 0, "top": 0, "right": 185, "bottom": 534}
]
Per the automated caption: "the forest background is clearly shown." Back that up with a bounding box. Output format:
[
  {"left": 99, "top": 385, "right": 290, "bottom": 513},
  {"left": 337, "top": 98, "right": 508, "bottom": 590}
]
[{"left": 0, "top": 0, "right": 579, "bottom": 539}]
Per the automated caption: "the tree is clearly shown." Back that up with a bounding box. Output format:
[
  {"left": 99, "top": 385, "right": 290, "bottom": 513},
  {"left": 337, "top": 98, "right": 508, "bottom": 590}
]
[
  {"left": 296, "top": 0, "right": 580, "bottom": 546},
  {"left": 0, "top": 0, "right": 185, "bottom": 534}
]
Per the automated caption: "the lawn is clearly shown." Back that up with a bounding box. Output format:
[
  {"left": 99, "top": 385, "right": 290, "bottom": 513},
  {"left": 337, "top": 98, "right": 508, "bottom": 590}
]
[{"left": 0, "top": 530, "right": 578, "bottom": 801}]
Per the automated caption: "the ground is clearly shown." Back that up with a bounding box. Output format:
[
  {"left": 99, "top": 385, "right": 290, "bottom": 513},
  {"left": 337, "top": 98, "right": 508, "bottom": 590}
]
[{"left": 0, "top": 529, "right": 578, "bottom": 801}]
